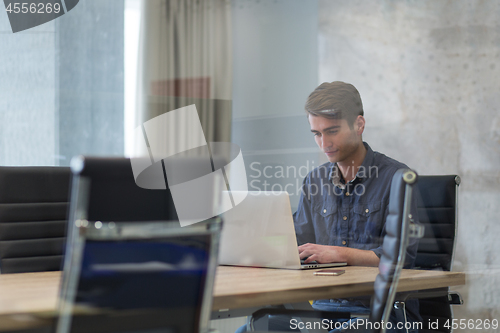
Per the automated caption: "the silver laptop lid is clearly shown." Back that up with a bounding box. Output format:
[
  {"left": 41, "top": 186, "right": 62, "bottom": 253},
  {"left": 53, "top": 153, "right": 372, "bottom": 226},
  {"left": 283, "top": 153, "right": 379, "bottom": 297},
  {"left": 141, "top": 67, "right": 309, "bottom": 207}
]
[{"left": 219, "top": 191, "right": 302, "bottom": 269}]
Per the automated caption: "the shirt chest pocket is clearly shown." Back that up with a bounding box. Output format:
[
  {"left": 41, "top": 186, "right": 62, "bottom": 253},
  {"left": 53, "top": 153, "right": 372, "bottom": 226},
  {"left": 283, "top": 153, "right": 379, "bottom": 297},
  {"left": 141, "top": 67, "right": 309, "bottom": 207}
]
[
  {"left": 312, "top": 202, "right": 338, "bottom": 244},
  {"left": 318, "top": 203, "right": 337, "bottom": 218},
  {"left": 353, "top": 201, "right": 382, "bottom": 218},
  {"left": 353, "top": 201, "right": 383, "bottom": 243},
  {"left": 311, "top": 193, "right": 338, "bottom": 219}
]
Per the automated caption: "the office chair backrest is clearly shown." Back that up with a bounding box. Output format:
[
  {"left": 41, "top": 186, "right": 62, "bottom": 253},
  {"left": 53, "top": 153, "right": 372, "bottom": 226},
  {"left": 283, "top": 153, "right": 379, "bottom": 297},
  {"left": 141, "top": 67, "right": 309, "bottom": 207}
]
[
  {"left": 57, "top": 219, "right": 221, "bottom": 333},
  {"left": 63, "top": 156, "right": 180, "bottom": 283},
  {"left": 0, "top": 167, "right": 71, "bottom": 273},
  {"left": 414, "top": 175, "right": 459, "bottom": 271},
  {"left": 412, "top": 175, "right": 460, "bottom": 333},
  {"left": 69, "top": 156, "right": 178, "bottom": 223},
  {"left": 369, "top": 169, "right": 418, "bottom": 333}
]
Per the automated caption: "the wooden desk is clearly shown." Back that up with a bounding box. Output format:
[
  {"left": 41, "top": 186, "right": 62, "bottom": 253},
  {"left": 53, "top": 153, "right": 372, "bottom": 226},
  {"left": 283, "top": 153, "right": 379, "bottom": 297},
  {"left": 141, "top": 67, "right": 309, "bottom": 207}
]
[
  {"left": 0, "top": 266, "right": 465, "bottom": 317},
  {"left": 213, "top": 266, "right": 465, "bottom": 310}
]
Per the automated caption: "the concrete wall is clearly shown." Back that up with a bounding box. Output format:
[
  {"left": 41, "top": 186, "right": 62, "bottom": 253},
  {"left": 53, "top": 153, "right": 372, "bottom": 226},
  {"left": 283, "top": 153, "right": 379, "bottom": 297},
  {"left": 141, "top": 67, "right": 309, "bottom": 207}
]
[{"left": 318, "top": 0, "right": 499, "bottom": 330}]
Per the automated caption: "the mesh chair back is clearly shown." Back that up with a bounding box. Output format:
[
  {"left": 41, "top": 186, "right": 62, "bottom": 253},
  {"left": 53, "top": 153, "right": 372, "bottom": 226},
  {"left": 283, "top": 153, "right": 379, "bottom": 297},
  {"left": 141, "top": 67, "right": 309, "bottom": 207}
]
[{"left": 0, "top": 167, "right": 71, "bottom": 273}]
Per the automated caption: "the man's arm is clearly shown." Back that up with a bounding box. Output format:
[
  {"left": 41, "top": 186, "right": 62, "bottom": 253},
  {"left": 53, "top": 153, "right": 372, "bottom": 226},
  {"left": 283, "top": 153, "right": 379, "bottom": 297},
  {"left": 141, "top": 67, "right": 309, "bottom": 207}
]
[
  {"left": 293, "top": 176, "right": 317, "bottom": 245},
  {"left": 299, "top": 243, "right": 380, "bottom": 266}
]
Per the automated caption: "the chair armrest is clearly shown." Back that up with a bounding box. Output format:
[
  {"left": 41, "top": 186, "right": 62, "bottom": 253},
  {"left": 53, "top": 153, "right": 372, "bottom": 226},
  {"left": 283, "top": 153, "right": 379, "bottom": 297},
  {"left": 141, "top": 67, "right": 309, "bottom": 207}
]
[
  {"left": 398, "top": 288, "right": 463, "bottom": 305},
  {"left": 399, "top": 288, "right": 449, "bottom": 301},
  {"left": 448, "top": 291, "right": 463, "bottom": 305}
]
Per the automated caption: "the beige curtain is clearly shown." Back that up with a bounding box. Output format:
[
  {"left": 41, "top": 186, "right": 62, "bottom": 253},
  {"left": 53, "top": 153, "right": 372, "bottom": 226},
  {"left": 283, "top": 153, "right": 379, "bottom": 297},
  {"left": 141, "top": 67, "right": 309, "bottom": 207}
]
[{"left": 135, "top": 0, "right": 232, "bottom": 151}]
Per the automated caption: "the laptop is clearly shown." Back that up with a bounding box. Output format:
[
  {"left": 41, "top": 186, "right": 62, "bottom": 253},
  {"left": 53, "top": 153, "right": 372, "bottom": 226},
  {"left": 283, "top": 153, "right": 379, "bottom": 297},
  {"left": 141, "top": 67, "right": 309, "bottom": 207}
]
[{"left": 219, "top": 191, "right": 347, "bottom": 270}]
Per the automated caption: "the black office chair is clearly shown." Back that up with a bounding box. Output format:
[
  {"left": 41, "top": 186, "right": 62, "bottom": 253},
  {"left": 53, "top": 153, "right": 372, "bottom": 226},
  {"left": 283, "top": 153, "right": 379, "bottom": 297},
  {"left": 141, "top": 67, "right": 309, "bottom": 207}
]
[
  {"left": 55, "top": 156, "right": 220, "bottom": 333},
  {"left": 368, "top": 169, "right": 421, "bottom": 333},
  {"left": 67, "top": 156, "right": 178, "bottom": 223},
  {"left": 248, "top": 169, "right": 422, "bottom": 333},
  {"left": 402, "top": 175, "right": 462, "bottom": 333},
  {"left": 57, "top": 219, "right": 222, "bottom": 333},
  {"left": 61, "top": 156, "right": 180, "bottom": 282},
  {"left": 0, "top": 167, "right": 71, "bottom": 273}
]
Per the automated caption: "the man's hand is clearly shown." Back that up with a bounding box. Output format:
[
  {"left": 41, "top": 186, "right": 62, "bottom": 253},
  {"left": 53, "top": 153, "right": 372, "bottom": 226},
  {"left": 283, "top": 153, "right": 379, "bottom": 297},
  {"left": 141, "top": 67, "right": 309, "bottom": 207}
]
[
  {"left": 298, "top": 243, "right": 380, "bottom": 266},
  {"left": 299, "top": 243, "right": 347, "bottom": 264}
]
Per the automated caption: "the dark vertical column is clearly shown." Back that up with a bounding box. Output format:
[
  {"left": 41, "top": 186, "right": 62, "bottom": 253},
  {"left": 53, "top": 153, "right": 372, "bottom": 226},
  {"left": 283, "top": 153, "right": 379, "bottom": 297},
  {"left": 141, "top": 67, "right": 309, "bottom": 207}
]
[{"left": 57, "top": 0, "right": 124, "bottom": 165}]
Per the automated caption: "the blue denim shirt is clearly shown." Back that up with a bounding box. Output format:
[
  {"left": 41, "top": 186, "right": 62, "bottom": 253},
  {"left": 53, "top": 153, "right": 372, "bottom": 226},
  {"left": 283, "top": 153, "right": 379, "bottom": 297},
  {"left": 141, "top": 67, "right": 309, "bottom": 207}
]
[
  {"left": 294, "top": 142, "right": 418, "bottom": 268},
  {"left": 293, "top": 142, "right": 421, "bottom": 323}
]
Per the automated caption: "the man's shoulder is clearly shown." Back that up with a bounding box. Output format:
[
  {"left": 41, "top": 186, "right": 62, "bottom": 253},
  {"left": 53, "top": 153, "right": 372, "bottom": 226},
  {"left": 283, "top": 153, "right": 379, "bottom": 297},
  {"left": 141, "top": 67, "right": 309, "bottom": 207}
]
[
  {"left": 305, "top": 161, "right": 332, "bottom": 181},
  {"left": 371, "top": 150, "right": 411, "bottom": 175}
]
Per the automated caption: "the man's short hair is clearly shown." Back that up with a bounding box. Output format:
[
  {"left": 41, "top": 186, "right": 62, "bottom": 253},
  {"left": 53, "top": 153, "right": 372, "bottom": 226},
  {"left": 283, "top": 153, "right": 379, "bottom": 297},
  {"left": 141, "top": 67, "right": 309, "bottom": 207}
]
[{"left": 305, "top": 81, "right": 364, "bottom": 127}]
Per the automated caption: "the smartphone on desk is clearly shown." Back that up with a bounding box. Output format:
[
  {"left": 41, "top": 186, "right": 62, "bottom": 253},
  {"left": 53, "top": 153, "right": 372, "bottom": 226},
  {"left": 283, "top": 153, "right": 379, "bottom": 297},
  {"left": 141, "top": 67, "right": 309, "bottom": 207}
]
[{"left": 313, "top": 269, "right": 345, "bottom": 276}]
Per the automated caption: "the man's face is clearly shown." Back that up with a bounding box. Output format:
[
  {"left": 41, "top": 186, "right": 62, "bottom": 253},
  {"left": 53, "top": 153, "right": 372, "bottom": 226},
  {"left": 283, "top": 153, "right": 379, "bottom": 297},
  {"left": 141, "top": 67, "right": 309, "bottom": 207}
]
[{"left": 309, "top": 115, "right": 364, "bottom": 164}]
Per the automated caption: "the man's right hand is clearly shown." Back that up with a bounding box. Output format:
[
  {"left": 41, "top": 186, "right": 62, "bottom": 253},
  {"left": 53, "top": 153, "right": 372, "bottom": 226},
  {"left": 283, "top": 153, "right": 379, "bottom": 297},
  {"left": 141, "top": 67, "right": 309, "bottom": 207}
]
[
  {"left": 298, "top": 243, "right": 347, "bottom": 264},
  {"left": 298, "top": 243, "right": 380, "bottom": 266}
]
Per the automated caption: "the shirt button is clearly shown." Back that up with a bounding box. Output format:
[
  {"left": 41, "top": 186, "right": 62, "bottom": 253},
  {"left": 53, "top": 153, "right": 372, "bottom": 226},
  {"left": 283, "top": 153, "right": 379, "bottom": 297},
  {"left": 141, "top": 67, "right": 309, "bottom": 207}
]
[
  {"left": 323, "top": 209, "right": 327, "bottom": 213},
  {"left": 343, "top": 216, "right": 347, "bottom": 220},
  {"left": 342, "top": 240, "right": 347, "bottom": 245},
  {"left": 365, "top": 208, "right": 369, "bottom": 213}
]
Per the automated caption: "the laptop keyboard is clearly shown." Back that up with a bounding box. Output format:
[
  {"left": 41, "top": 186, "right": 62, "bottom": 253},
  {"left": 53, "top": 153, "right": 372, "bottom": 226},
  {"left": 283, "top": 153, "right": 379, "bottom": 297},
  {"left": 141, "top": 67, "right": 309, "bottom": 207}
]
[{"left": 301, "top": 259, "right": 319, "bottom": 265}]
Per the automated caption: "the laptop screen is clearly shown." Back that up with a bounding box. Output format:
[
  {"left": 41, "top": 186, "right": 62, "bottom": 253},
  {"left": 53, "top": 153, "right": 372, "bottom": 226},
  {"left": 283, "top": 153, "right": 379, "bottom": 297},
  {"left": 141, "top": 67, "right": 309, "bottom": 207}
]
[{"left": 66, "top": 236, "right": 211, "bottom": 333}]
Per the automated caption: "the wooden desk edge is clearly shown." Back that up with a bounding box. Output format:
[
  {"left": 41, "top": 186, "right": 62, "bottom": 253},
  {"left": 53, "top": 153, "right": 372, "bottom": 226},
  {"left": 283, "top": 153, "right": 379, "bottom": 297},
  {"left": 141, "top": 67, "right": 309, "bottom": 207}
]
[{"left": 212, "top": 271, "right": 466, "bottom": 311}]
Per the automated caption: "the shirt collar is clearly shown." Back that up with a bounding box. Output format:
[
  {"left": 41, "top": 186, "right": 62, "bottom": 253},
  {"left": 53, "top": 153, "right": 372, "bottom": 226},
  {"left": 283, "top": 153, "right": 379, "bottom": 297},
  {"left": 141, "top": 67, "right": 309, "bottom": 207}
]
[{"left": 329, "top": 142, "right": 374, "bottom": 189}]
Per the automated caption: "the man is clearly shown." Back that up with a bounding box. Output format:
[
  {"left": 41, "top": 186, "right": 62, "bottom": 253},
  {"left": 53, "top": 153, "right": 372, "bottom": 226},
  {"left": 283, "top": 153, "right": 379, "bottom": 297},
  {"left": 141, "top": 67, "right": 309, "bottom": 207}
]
[
  {"left": 293, "top": 81, "right": 420, "bottom": 332},
  {"left": 236, "top": 81, "right": 420, "bottom": 333}
]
